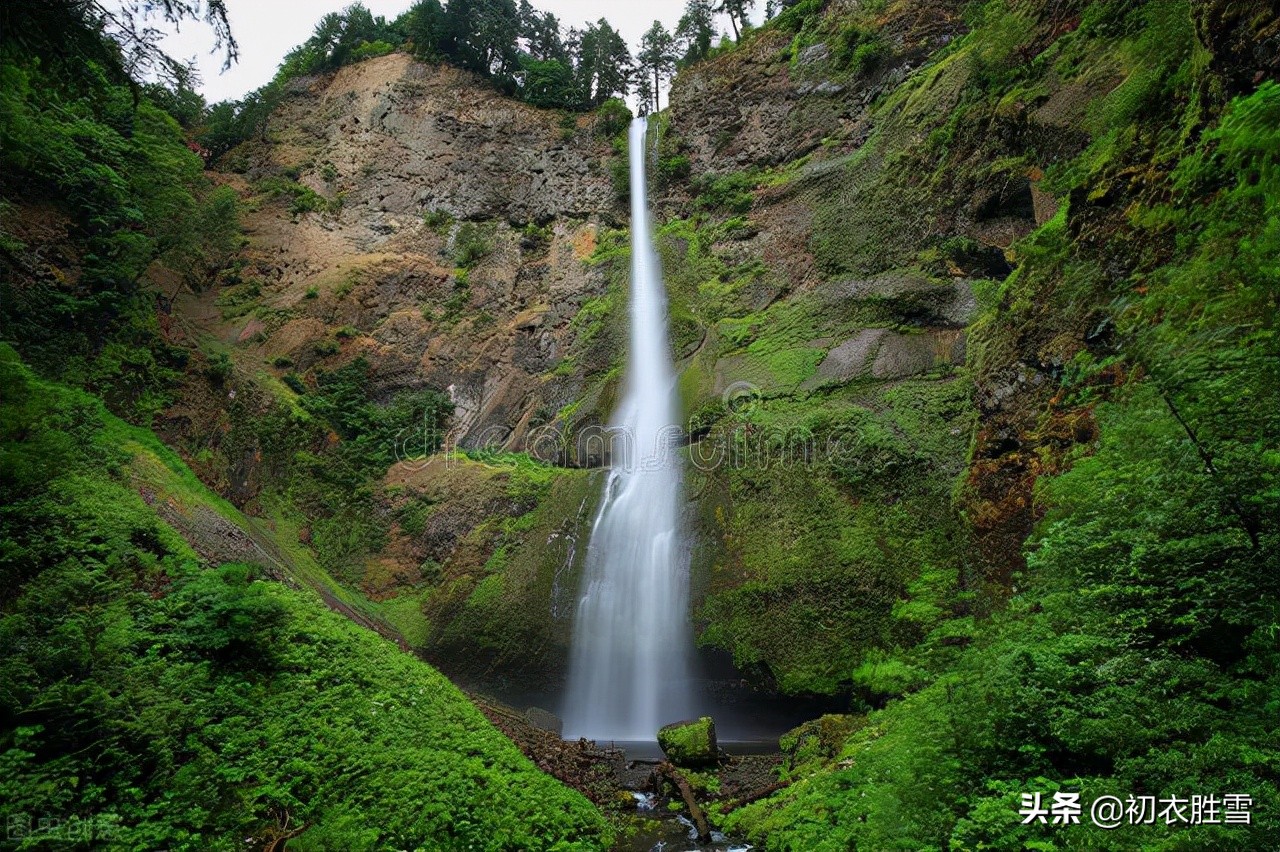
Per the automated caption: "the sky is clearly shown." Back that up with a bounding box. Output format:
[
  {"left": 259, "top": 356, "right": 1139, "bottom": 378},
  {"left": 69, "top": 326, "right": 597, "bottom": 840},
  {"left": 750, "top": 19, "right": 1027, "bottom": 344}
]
[{"left": 158, "top": 0, "right": 763, "bottom": 105}]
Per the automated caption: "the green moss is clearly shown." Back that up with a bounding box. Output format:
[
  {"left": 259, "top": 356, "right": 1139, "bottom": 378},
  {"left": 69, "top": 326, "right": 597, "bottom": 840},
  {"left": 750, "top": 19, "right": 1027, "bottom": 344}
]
[
  {"left": 370, "top": 588, "right": 433, "bottom": 648},
  {"left": 0, "top": 348, "right": 611, "bottom": 849},
  {"left": 657, "top": 717, "right": 718, "bottom": 767}
]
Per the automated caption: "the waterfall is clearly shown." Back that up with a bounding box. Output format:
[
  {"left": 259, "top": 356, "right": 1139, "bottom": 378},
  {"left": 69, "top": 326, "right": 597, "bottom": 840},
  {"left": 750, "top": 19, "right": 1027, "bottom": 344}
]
[{"left": 562, "top": 116, "right": 696, "bottom": 741}]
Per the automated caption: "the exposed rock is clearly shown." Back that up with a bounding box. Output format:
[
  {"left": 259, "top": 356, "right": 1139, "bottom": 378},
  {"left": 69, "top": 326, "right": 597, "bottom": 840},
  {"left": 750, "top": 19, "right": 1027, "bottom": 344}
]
[
  {"left": 824, "top": 268, "right": 978, "bottom": 327},
  {"left": 525, "top": 706, "right": 564, "bottom": 736},
  {"left": 809, "top": 327, "right": 965, "bottom": 386},
  {"left": 657, "top": 716, "right": 718, "bottom": 768}
]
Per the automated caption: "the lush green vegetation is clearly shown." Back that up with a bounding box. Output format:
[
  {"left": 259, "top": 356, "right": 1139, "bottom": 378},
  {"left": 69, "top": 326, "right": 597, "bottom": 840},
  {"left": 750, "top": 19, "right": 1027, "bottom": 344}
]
[
  {"left": 0, "top": 41, "right": 240, "bottom": 423},
  {"left": 198, "top": 0, "right": 640, "bottom": 155},
  {"left": 4, "top": 0, "right": 1277, "bottom": 849},
  {"left": 0, "top": 349, "right": 610, "bottom": 850},
  {"left": 0, "top": 8, "right": 613, "bottom": 847},
  {"left": 709, "top": 1, "right": 1280, "bottom": 848}
]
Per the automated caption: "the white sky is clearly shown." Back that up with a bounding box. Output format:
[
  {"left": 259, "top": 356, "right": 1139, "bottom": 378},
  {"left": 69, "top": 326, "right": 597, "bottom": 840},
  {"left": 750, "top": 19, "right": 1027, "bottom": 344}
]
[{"left": 159, "top": 1, "right": 764, "bottom": 105}]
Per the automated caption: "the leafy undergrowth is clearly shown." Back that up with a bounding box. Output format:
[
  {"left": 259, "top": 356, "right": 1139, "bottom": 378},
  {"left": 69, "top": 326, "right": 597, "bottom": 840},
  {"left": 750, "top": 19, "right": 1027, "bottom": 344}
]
[{"left": 0, "top": 347, "right": 612, "bottom": 851}]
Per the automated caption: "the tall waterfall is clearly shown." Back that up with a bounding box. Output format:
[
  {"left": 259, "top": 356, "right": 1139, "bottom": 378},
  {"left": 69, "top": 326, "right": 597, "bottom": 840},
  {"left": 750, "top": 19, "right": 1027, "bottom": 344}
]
[{"left": 562, "top": 116, "right": 695, "bottom": 741}]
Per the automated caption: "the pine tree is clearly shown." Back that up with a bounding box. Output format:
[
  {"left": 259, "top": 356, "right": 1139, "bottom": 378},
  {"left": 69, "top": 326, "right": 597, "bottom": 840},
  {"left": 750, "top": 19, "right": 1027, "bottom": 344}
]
[
  {"left": 637, "top": 20, "right": 677, "bottom": 112},
  {"left": 675, "top": 0, "right": 717, "bottom": 66},
  {"left": 575, "top": 18, "right": 631, "bottom": 108},
  {"left": 715, "top": 0, "right": 755, "bottom": 41}
]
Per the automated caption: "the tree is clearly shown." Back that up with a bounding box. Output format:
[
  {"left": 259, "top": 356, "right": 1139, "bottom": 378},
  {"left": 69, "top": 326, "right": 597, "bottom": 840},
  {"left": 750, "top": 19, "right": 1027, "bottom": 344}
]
[
  {"left": 402, "top": 0, "right": 447, "bottom": 58},
  {"left": 716, "top": 0, "right": 755, "bottom": 41},
  {"left": 518, "top": 0, "right": 566, "bottom": 62},
  {"left": 442, "top": 0, "right": 521, "bottom": 84},
  {"left": 676, "top": 0, "right": 717, "bottom": 66},
  {"left": 0, "top": 0, "right": 237, "bottom": 88},
  {"left": 638, "top": 20, "right": 677, "bottom": 113},
  {"left": 575, "top": 19, "right": 631, "bottom": 108},
  {"left": 634, "top": 73, "right": 654, "bottom": 117},
  {"left": 276, "top": 4, "right": 398, "bottom": 81},
  {"left": 519, "top": 55, "right": 575, "bottom": 108}
]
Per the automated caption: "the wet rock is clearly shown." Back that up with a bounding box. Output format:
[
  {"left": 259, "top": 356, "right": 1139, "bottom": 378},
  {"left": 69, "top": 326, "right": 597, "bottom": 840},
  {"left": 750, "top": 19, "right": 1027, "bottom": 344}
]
[
  {"left": 657, "top": 716, "right": 718, "bottom": 768},
  {"left": 780, "top": 714, "right": 865, "bottom": 772},
  {"left": 826, "top": 268, "right": 977, "bottom": 327},
  {"left": 525, "top": 706, "right": 563, "bottom": 736},
  {"left": 810, "top": 327, "right": 966, "bottom": 387}
]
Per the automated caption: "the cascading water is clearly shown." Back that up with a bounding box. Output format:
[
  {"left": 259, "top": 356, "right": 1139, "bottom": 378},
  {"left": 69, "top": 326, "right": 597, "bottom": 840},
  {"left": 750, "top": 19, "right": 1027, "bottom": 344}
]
[{"left": 562, "top": 116, "right": 696, "bottom": 741}]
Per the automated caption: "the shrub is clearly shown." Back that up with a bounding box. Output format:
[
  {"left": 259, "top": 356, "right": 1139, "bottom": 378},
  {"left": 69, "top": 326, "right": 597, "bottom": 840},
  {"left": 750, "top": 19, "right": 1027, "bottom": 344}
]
[
  {"left": 452, "top": 222, "right": 492, "bottom": 267},
  {"left": 594, "top": 97, "right": 632, "bottom": 138},
  {"left": 422, "top": 207, "right": 453, "bottom": 233}
]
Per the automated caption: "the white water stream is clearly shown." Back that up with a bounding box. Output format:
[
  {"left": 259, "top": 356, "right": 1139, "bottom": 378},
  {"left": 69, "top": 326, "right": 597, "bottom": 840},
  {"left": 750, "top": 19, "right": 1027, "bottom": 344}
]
[{"left": 562, "top": 116, "right": 696, "bottom": 741}]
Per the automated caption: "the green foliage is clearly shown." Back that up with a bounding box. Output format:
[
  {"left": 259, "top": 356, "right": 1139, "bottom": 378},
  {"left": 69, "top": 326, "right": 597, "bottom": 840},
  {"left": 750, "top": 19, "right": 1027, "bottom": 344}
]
[
  {"left": 282, "top": 372, "right": 306, "bottom": 394},
  {"left": 0, "top": 53, "right": 240, "bottom": 423},
  {"left": 657, "top": 153, "right": 692, "bottom": 189},
  {"left": 422, "top": 206, "right": 455, "bottom": 233},
  {"left": 275, "top": 3, "right": 403, "bottom": 82},
  {"left": 694, "top": 169, "right": 759, "bottom": 213},
  {"left": 453, "top": 221, "right": 494, "bottom": 267},
  {"left": 594, "top": 97, "right": 632, "bottom": 137},
  {"left": 518, "top": 55, "right": 576, "bottom": 109},
  {"left": 830, "top": 25, "right": 887, "bottom": 74},
  {"left": 204, "top": 352, "right": 233, "bottom": 384},
  {"left": 723, "top": 10, "right": 1280, "bottom": 849},
  {"left": 0, "top": 349, "right": 611, "bottom": 851},
  {"left": 303, "top": 357, "right": 452, "bottom": 475},
  {"left": 255, "top": 175, "right": 339, "bottom": 217}
]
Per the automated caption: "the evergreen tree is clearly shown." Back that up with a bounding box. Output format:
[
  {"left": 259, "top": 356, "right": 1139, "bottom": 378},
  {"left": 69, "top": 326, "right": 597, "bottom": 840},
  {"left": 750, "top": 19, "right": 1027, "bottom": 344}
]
[
  {"left": 276, "top": 4, "right": 397, "bottom": 80},
  {"left": 716, "top": 0, "right": 755, "bottom": 40},
  {"left": 442, "top": 0, "right": 521, "bottom": 84},
  {"left": 637, "top": 20, "right": 677, "bottom": 112},
  {"left": 517, "top": 0, "right": 566, "bottom": 62},
  {"left": 675, "top": 0, "right": 717, "bottom": 66},
  {"left": 0, "top": 0, "right": 237, "bottom": 84},
  {"left": 634, "top": 74, "right": 654, "bottom": 117},
  {"left": 575, "top": 19, "right": 631, "bottom": 108},
  {"left": 402, "top": 0, "right": 447, "bottom": 58}
]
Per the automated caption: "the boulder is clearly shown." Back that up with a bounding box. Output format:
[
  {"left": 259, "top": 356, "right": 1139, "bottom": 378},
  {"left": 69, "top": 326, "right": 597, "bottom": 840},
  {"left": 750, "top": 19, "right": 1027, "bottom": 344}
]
[
  {"left": 525, "top": 706, "right": 563, "bottom": 736},
  {"left": 657, "top": 716, "right": 718, "bottom": 768}
]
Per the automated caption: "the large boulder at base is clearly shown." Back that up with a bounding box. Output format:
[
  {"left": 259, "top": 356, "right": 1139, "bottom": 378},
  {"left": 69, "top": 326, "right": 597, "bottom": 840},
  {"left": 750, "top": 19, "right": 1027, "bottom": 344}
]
[{"left": 657, "top": 716, "right": 718, "bottom": 767}]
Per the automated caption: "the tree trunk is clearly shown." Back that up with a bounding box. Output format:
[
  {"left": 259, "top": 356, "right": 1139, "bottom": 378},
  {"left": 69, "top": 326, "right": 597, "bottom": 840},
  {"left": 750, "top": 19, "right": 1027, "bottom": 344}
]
[{"left": 655, "top": 762, "right": 711, "bottom": 842}]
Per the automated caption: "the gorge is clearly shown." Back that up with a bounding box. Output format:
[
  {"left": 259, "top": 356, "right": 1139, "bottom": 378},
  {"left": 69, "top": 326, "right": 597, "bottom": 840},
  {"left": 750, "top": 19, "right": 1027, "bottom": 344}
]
[{"left": 1, "top": 0, "right": 1278, "bottom": 850}]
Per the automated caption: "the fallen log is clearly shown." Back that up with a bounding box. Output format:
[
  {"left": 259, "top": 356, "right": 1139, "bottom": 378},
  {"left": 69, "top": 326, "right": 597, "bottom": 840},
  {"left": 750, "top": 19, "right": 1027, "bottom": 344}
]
[
  {"left": 655, "top": 761, "right": 711, "bottom": 843},
  {"left": 722, "top": 779, "right": 791, "bottom": 811}
]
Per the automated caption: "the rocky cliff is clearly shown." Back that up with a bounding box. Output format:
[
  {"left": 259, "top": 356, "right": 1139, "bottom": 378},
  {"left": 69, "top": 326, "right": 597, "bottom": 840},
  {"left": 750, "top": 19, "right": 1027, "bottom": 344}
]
[{"left": 142, "top": 0, "right": 1278, "bottom": 708}]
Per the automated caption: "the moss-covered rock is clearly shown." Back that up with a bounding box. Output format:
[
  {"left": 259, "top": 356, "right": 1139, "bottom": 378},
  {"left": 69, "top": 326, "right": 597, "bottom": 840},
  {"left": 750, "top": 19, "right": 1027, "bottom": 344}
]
[
  {"left": 780, "top": 713, "right": 866, "bottom": 777},
  {"left": 658, "top": 716, "right": 719, "bottom": 767}
]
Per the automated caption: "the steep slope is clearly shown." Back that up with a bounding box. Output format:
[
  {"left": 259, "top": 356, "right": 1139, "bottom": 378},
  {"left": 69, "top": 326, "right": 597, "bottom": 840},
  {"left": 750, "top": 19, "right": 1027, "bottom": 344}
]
[{"left": 0, "top": 347, "right": 612, "bottom": 850}]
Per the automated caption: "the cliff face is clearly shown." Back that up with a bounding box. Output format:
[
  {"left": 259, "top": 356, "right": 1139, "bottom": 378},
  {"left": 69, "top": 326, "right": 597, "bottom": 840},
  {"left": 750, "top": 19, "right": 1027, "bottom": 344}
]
[
  {"left": 148, "top": 0, "right": 1277, "bottom": 701},
  {"left": 143, "top": 54, "right": 636, "bottom": 685},
  {"left": 177, "top": 52, "right": 618, "bottom": 453}
]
